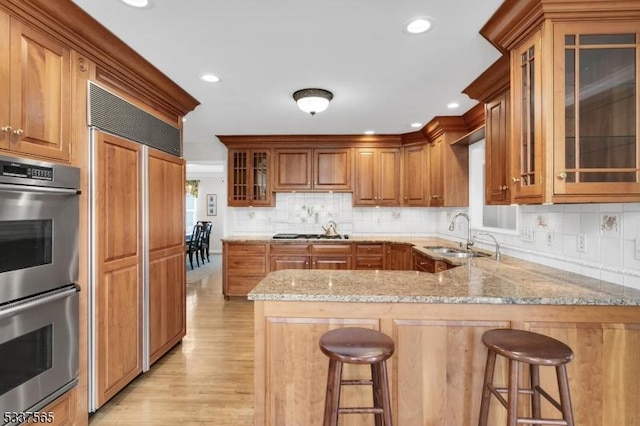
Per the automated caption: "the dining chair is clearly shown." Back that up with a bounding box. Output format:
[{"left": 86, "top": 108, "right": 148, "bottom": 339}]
[
  {"left": 186, "top": 223, "right": 203, "bottom": 269},
  {"left": 198, "top": 221, "right": 213, "bottom": 264}
]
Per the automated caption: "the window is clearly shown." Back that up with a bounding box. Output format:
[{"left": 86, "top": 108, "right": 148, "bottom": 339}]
[{"left": 186, "top": 193, "right": 197, "bottom": 233}]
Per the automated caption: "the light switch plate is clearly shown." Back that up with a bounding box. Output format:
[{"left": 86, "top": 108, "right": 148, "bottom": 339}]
[{"left": 635, "top": 238, "right": 640, "bottom": 260}]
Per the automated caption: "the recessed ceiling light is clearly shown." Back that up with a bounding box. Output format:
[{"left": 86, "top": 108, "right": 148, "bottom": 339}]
[
  {"left": 364, "top": 130, "right": 375, "bottom": 135},
  {"left": 405, "top": 17, "right": 434, "bottom": 35},
  {"left": 410, "top": 122, "right": 423, "bottom": 128},
  {"left": 120, "top": 0, "right": 151, "bottom": 8},
  {"left": 200, "top": 74, "right": 220, "bottom": 83},
  {"left": 447, "top": 102, "right": 460, "bottom": 109}
]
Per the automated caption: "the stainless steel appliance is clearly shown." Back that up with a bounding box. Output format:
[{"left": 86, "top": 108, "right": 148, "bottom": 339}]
[
  {"left": 0, "top": 285, "right": 79, "bottom": 425},
  {"left": 0, "top": 155, "right": 80, "bottom": 425},
  {"left": 0, "top": 155, "right": 80, "bottom": 303}
]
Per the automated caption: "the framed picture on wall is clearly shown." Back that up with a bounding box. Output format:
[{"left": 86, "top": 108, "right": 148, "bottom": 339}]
[{"left": 207, "top": 194, "right": 217, "bottom": 216}]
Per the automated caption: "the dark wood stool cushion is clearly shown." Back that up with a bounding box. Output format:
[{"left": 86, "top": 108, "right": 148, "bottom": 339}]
[
  {"left": 482, "top": 329, "right": 573, "bottom": 366},
  {"left": 319, "top": 327, "right": 394, "bottom": 364}
]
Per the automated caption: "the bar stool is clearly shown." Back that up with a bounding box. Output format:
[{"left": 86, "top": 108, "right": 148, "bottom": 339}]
[
  {"left": 319, "top": 327, "right": 394, "bottom": 426},
  {"left": 478, "top": 329, "right": 575, "bottom": 426}
]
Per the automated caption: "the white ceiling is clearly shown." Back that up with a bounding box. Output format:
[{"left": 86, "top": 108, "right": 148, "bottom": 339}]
[{"left": 71, "top": 0, "right": 503, "bottom": 146}]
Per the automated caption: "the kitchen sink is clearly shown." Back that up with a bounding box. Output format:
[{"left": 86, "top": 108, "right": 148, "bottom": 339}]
[
  {"left": 423, "top": 246, "right": 489, "bottom": 258},
  {"left": 441, "top": 251, "right": 488, "bottom": 258}
]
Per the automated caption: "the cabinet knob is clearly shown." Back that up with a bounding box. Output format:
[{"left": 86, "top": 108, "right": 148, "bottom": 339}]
[
  {"left": 367, "top": 247, "right": 371, "bottom": 252},
  {"left": 1, "top": 125, "right": 12, "bottom": 133},
  {"left": 511, "top": 177, "right": 520, "bottom": 183},
  {"left": 499, "top": 185, "right": 508, "bottom": 191},
  {"left": 557, "top": 171, "right": 567, "bottom": 180},
  {"left": 12, "top": 128, "right": 24, "bottom": 136}
]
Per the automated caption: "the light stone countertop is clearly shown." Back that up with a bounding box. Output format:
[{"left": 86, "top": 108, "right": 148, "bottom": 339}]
[{"left": 223, "top": 236, "right": 640, "bottom": 305}]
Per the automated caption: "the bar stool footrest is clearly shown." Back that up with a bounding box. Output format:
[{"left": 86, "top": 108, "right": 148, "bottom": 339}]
[
  {"left": 338, "top": 407, "right": 385, "bottom": 415},
  {"left": 341, "top": 379, "right": 374, "bottom": 386}
]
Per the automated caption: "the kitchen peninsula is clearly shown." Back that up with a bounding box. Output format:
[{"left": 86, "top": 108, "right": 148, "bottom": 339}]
[{"left": 249, "top": 241, "right": 640, "bottom": 426}]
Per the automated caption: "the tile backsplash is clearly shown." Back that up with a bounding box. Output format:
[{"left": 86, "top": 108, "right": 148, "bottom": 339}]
[{"left": 228, "top": 193, "right": 640, "bottom": 290}]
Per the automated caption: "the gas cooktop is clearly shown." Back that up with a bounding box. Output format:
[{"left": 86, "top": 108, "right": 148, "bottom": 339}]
[{"left": 272, "top": 233, "right": 348, "bottom": 240}]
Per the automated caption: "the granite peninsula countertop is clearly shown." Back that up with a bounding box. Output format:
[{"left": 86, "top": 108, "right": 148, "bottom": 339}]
[{"left": 234, "top": 235, "right": 640, "bottom": 306}]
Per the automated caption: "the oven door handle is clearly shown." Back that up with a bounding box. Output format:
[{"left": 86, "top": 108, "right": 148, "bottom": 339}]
[
  {"left": 0, "top": 285, "right": 79, "bottom": 320},
  {"left": 0, "top": 183, "right": 80, "bottom": 195}
]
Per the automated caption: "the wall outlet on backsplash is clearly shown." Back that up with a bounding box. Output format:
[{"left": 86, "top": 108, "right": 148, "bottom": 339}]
[
  {"left": 520, "top": 227, "right": 534, "bottom": 242},
  {"left": 546, "top": 230, "right": 554, "bottom": 246},
  {"left": 636, "top": 238, "right": 640, "bottom": 260},
  {"left": 577, "top": 234, "right": 587, "bottom": 253}
]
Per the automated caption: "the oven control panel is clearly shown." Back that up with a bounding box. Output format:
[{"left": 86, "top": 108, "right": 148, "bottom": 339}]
[{"left": 0, "top": 159, "right": 53, "bottom": 181}]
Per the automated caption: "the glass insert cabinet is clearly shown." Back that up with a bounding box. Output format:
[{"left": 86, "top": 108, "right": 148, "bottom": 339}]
[
  {"left": 508, "top": 12, "right": 640, "bottom": 203},
  {"left": 228, "top": 149, "right": 273, "bottom": 206}
]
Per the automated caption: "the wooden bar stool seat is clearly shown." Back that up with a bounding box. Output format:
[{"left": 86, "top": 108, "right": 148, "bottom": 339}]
[
  {"left": 478, "top": 329, "right": 575, "bottom": 426},
  {"left": 319, "top": 327, "right": 394, "bottom": 426}
]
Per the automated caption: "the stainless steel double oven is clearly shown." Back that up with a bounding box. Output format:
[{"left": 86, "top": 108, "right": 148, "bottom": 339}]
[{"left": 0, "top": 155, "right": 80, "bottom": 425}]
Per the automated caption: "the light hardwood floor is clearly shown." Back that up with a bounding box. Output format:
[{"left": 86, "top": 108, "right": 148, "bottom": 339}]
[{"left": 89, "top": 255, "right": 254, "bottom": 425}]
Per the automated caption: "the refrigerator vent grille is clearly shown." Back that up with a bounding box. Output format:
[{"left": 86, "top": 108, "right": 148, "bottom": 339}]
[{"left": 88, "top": 82, "right": 181, "bottom": 157}]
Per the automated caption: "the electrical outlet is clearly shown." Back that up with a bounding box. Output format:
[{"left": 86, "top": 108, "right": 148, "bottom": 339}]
[
  {"left": 635, "top": 238, "right": 640, "bottom": 260},
  {"left": 546, "top": 230, "right": 554, "bottom": 246},
  {"left": 520, "top": 228, "right": 534, "bottom": 242},
  {"left": 577, "top": 234, "right": 587, "bottom": 253}
]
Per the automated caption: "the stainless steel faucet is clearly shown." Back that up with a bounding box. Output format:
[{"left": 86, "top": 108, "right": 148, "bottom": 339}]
[
  {"left": 448, "top": 212, "right": 473, "bottom": 250},
  {"left": 475, "top": 232, "right": 502, "bottom": 260}
]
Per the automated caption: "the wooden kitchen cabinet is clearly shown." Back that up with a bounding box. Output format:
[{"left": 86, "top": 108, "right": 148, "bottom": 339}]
[
  {"left": 402, "top": 144, "right": 430, "bottom": 206},
  {"left": 94, "top": 132, "right": 142, "bottom": 408},
  {"left": 385, "top": 243, "right": 412, "bottom": 270},
  {"left": 0, "top": 11, "right": 71, "bottom": 161},
  {"left": 26, "top": 388, "right": 77, "bottom": 426},
  {"left": 485, "top": 88, "right": 511, "bottom": 205},
  {"left": 273, "top": 147, "right": 351, "bottom": 191},
  {"left": 422, "top": 117, "right": 469, "bottom": 207},
  {"left": 270, "top": 243, "right": 310, "bottom": 270},
  {"left": 223, "top": 242, "right": 268, "bottom": 298},
  {"left": 147, "top": 148, "right": 186, "bottom": 365},
  {"left": 413, "top": 249, "right": 451, "bottom": 273},
  {"left": 353, "top": 147, "right": 401, "bottom": 206},
  {"left": 228, "top": 149, "right": 273, "bottom": 207},
  {"left": 270, "top": 243, "right": 353, "bottom": 271},
  {"left": 482, "top": 2, "right": 640, "bottom": 203},
  {"left": 355, "top": 243, "right": 384, "bottom": 270}
]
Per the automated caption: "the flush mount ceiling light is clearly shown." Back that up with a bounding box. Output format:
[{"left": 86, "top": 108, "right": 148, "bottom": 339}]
[
  {"left": 405, "top": 17, "right": 434, "bottom": 35},
  {"left": 447, "top": 102, "right": 460, "bottom": 109},
  {"left": 293, "top": 88, "right": 333, "bottom": 116},
  {"left": 410, "top": 122, "right": 423, "bottom": 128},
  {"left": 120, "top": 0, "right": 152, "bottom": 8}
]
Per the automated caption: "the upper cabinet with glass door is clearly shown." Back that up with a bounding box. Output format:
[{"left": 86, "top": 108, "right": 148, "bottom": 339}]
[{"left": 482, "top": 1, "right": 640, "bottom": 204}]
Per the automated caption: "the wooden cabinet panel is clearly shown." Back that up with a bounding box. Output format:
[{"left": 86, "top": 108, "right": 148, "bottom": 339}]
[
  {"left": 313, "top": 148, "right": 351, "bottom": 190},
  {"left": 524, "top": 321, "right": 640, "bottom": 426},
  {"left": 274, "top": 149, "right": 311, "bottom": 190},
  {"left": 263, "top": 317, "right": 380, "bottom": 426},
  {"left": 313, "top": 255, "right": 352, "bottom": 270},
  {"left": 413, "top": 249, "right": 451, "bottom": 273},
  {"left": 269, "top": 243, "right": 309, "bottom": 255},
  {"left": 4, "top": 17, "right": 71, "bottom": 161},
  {"left": 355, "top": 243, "right": 384, "bottom": 270},
  {"left": 26, "top": 388, "right": 77, "bottom": 426},
  {"left": 148, "top": 250, "right": 185, "bottom": 365},
  {"left": 485, "top": 89, "right": 511, "bottom": 204},
  {"left": 148, "top": 149, "right": 185, "bottom": 250},
  {"left": 428, "top": 138, "right": 444, "bottom": 207},
  {"left": 354, "top": 148, "right": 401, "bottom": 206},
  {"left": 393, "top": 319, "right": 509, "bottom": 425},
  {"left": 270, "top": 256, "right": 309, "bottom": 270},
  {"left": 223, "top": 242, "right": 268, "bottom": 298},
  {"left": 95, "top": 132, "right": 142, "bottom": 408},
  {"left": 402, "top": 144, "right": 429, "bottom": 206},
  {"left": 385, "top": 243, "right": 412, "bottom": 270},
  {"left": 0, "top": 12, "right": 9, "bottom": 151},
  {"left": 310, "top": 243, "right": 352, "bottom": 256},
  {"left": 226, "top": 275, "right": 266, "bottom": 296}
]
